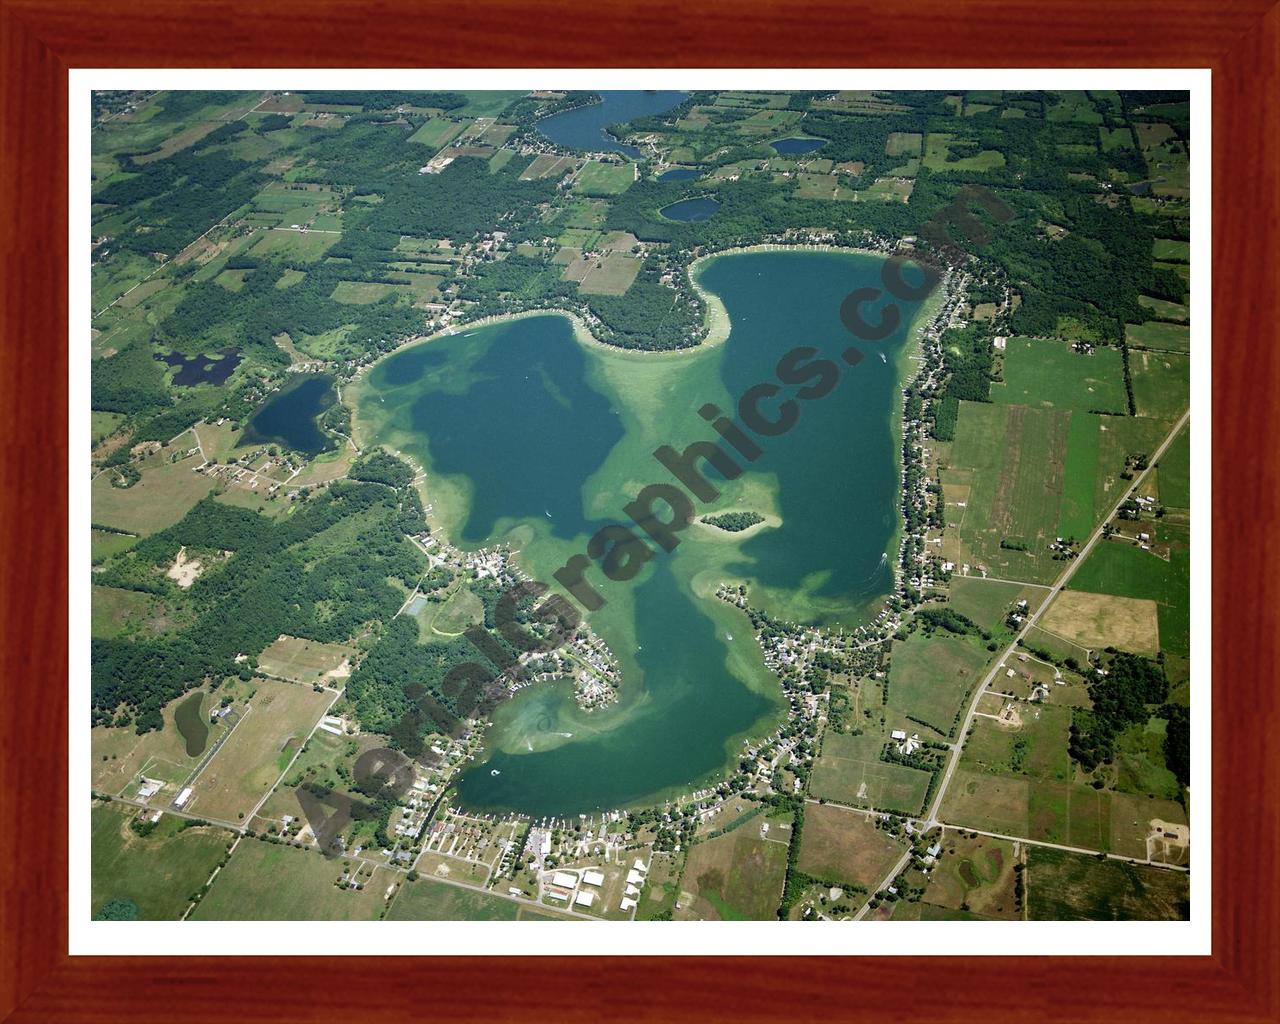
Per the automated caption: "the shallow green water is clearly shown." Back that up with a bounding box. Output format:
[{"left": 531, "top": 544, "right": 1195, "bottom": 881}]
[{"left": 355, "top": 250, "right": 923, "bottom": 815}]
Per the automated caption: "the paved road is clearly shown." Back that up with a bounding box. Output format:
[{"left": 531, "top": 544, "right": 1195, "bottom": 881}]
[{"left": 854, "top": 409, "right": 1190, "bottom": 920}]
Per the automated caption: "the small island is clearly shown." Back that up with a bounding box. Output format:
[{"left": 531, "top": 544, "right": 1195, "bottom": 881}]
[{"left": 700, "top": 511, "right": 766, "bottom": 533}]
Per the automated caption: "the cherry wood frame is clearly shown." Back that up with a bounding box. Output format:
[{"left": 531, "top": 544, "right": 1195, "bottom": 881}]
[{"left": 2, "top": 1, "right": 1276, "bottom": 1020}]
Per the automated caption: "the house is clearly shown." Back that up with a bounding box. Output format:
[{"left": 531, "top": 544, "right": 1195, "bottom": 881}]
[
  {"left": 573, "top": 890, "right": 595, "bottom": 908},
  {"left": 173, "top": 787, "right": 193, "bottom": 808},
  {"left": 551, "top": 871, "right": 577, "bottom": 889},
  {"left": 619, "top": 897, "right": 637, "bottom": 912},
  {"left": 582, "top": 869, "right": 605, "bottom": 887},
  {"left": 626, "top": 869, "right": 645, "bottom": 886},
  {"left": 891, "top": 729, "right": 907, "bottom": 741}
]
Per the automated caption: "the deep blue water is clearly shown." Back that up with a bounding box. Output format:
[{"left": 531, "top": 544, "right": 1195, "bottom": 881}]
[
  {"left": 158, "top": 348, "right": 241, "bottom": 387},
  {"left": 241, "top": 374, "right": 336, "bottom": 456},
  {"left": 658, "top": 167, "right": 702, "bottom": 182},
  {"left": 771, "top": 137, "right": 827, "bottom": 155},
  {"left": 536, "top": 91, "right": 688, "bottom": 157},
  {"left": 660, "top": 197, "right": 720, "bottom": 222}
]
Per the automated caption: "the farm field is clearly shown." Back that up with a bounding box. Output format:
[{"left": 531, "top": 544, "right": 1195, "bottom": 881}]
[
  {"left": 796, "top": 804, "right": 907, "bottom": 892},
  {"left": 1137, "top": 295, "right": 1189, "bottom": 322},
  {"left": 92, "top": 803, "right": 231, "bottom": 920},
  {"left": 922, "top": 133, "right": 1005, "bottom": 172},
  {"left": 179, "top": 678, "right": 332, "bottom": 821},
  {"left": 1039, "top": 590, "right": 1160, "bottom": 654},
  {"left": 388, "top": 877, "right": 571, "bottom": 921},
  {"left": 1026, "top": 848, "right": 1188, "bottom": 920},
  {"left": 887, "top": 633, "right": 991, "bottom": 738},
  {"left": 674, "top": 811, "right": 791, "bottom": 920},
  {"left": 946, "top": 577, "right": 1047, "bottom": 633},
  {"left": 947, "top": 401, "right": 1072, "bottom": 583},
  {"left": 90, "top": 456, "right": 216, "bottom": 536},
  {"left": 1129, "top": 351, "right": 1190, "bottom": 421},
  {"left": 991, "top": 339, "right": 1127, "bottom": 415},
  {"left": 1068, "top": 537, "right": 1190, "bottom": 656},
  {"left": 961, "top": 702, "right": 1072, "bottom": 783},
  {"left": 408, "top": 118, "right": 465, "bottom": 151},
  {"left": 257, "top": 635, "right": 357, "bottom": 684},
  {"left": 809, "top": 732, "right": 932, "bottom": 815},
  {"left": 1157, "top": 425, "right": 1191, "bottom": 508},
  {"left": 192, "top": 838, "right": 387, "bottom": 920},
  {"left": 922, "top": 830, "right": 1020, "bottom": 919},
  {"left": 573, "top": 161, "right": 635, "bottom": 195},
  {"left": 1125, "top": 320, "right": 1190, "bottom": 352}
]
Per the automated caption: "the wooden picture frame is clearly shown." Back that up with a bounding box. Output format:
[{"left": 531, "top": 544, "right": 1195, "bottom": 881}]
[{"left": 2, "top": 1, "right": 1275, "bottom": 1019}]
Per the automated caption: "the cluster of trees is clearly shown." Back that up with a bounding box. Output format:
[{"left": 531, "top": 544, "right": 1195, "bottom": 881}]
[
  {"left": 1068, "top": 652, "right": 1170, "bottom": 772},
  {"left": 700, "top": 511, "right": 764, "bottom": 532},
  {"left": 92, "top": 474, "right": 428, "bottom": 732},
  {"left": 302, "top": 91, "right": 468, "bottom": 112}
]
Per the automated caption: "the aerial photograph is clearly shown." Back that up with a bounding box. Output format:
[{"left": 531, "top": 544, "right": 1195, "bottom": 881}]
[{"left": 88, "top": 87, "right": 1192, "bottom": 924}]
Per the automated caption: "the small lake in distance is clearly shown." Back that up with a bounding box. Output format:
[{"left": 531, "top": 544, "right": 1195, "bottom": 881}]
[
  {"left": 771, "top": 137, "right": 827, "bottom": 155},
  {"left": 658, "top": 167, "right": 703, "bottom": 182},
  {"left": 660, "top": 197, "right": 720, "bottom": 222},
  {"left": 537, "top": 91, "right": 688, "bottom": 157},
  {"left": 157, "top": 348, "right": 241, "bottom": 387}
]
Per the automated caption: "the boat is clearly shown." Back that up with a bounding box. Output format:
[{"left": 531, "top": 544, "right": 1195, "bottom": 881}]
[
  {"left": 545, "top": 510, "right": 553, "bottom": 519},
  {"left": 879, "top": 352, "right": 887, "bottom": 363},
  {"left": 490, "top": 769, "right": 501, "bottom": 776}
]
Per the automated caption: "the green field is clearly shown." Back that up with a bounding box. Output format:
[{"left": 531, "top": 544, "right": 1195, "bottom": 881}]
[
  {"left": 946, "top": 577, "right": 1046, "bottom": 633},
  {"left": 192, "top": 838, "right": 387, "bottom": 920},
  {"left": 572, "top": 161, "right": 636, "bottom": 196},
  {"left": 992, "top": 339, "right": 1127, "bottom": 414},
  {"left": 1099, "top": 126, "right": 1135, "bottom": 152},
  {"left": 1126, "top": 320, "right": 1190, "bottom": 352},
  {"left": 1137, "top": 295, "right": 1189, "bottom": 322},
  {"left": 1129, "top": 351, "right": 1190, "bottom": 422},
  {"left": 961, "top": 702, "right": 1072, "bottom": 782},
  {"left": 675, "top": 811, "right": 791, "bottom": 920},
  {"left": 1157, "top": 425, "right": 1191, "bottom": 508},
  {"left": 90, "top": 456, "right": 216, "bottom": 536},
  {"left": 923, "top": 133, "right": 1006, "bottom": 172},
  {"left": 1057, "top": 411, "right": 1103, "bottom": 538},
  {"left": 408, "top": 118, "right": 464, "bottom": 150},
  {"left": 948, "top": 401, "right": 1072, "bottom": 583},
  {"left": 92, "top": 803, "right": 231, "bottom": 919},
  {"left": 887, "top": 633, "right": 991, "bottom": 737},
  {"left": 1027, "top": 847, "right": 1188, "bottom": 920},
  {"left": 1067, "top": 537, "right": 1190, "bottom": 656},
  {"left": 1151, "top": 238, "right": 1190, "bottom": 262},
  {"left": 388, "top": 876, "right": 571, "bottom": 921},
  {"left": 810, "top": 733, "right": 932, "bottom": 814},
  {"left": 248, "top": 228, "right": 341, "bottom": 262}
]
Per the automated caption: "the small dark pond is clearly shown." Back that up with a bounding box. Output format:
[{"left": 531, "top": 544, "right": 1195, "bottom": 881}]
[
  {"left": 770, "top": 137, "right": 826, "bottom": 155},
  {"left": 241, "top": 374, "right": 336, "bottom": 457},
  {"left": 157, "top": 348, "right": 241, "bottom": 387},
  {"left": 660, "top": 197, "right": 720, "bottom": 222}
]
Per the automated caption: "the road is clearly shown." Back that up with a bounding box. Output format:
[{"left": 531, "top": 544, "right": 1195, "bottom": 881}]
[{"left": 853, "top": 408, "right": 1190, "bottom": 920}]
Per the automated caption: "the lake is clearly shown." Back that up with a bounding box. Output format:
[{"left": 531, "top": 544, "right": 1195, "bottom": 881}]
[
  {"left": 536, "top": 91, "right": 688, "bottom": 158},
  {"left": 157, "top": 348, "right": 241, "bottom": 387},
  {"left": 352, "top": 250, "right": 926, "bottom": 816},
  {"left": 658, "top": 167, "right": 703, "bottom": 182},
  {"left": 771, "top": 137, "right": 827, "bottom": 155},
  {"left": 242, "top": 373, "right": 336, "bottom": 456},
  {"left": 660, "top": 197, "right": 720, "bottom": 222}
]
